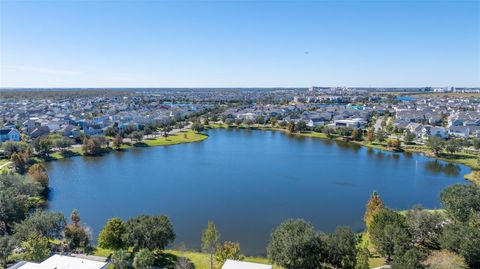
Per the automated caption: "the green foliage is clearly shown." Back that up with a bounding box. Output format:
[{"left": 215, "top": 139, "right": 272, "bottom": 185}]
[
  {"left": 294, "top": 121, "right": 307, "bottom": 132},
  {"left": 351, "top": 128, "right": 362, "bottom": 141},
  {"left": 64, "top": 210, "right": 91, "bottom": 251},
  {"left": 1, "top": 141, "right": 28, "bottom": 158},
  {"left": 214, "top": 241, "right": 242, "bottom": 268},
  {"left": 124, "top": 215, "right": 175, "bottom": 251},
  {"left": 0, "top": 235, "right": 14, "bottom": 268},
  {"left": 111, "top": 249, "right": 131, "bottom": 269},
  {"left": 424, "top": 250, "right": 468, "bottom": 269},
  {"left": 98, "top": 218, "right": 126, "bottom": 250},
  {"left": 82, "top": 137, "right": 103, "bottom": 156},
  {"left": 133, "top": 248, "right": 155, "bottom": 269},
  {"left": 14, "top": 210, "right": 66, "bottom": 241},
  {"left": 354, "top": 245, "right": 370, "bottom": 269},
  {"left": 202, "top": 221, "right": 220, "bottom": 269},
  {"left": 404, "top": 130, "right": 416, "bottom": 143},
  {"left": 192, "top": 122, "right": 205, "bottom": 132},
  {"left": 390, "top": 248, "right": 424, "bottom": 269},
  {"left": 32, "top": 137, "right": 53, "bottom": 157},
  {"left": 21, "top": 233, "right": 51, "bottom": 262},
  {"left": 267, "top": 219, "right": 319, "bottom": 269},
  {"left": 364, "top": 191, "right": 384, "bottom": 232},
  {"left": 440, "top": 184, "right": 480, "bottom": 223},
  {"left": 369, "top": 209, "right": 412, "bottom": 262},
  {"left": 28, "top": 163, "right": 49, "bottom": 189},
  {"left": 0, "top": 173, "right": 42, "bottom": 234},
  {"left": 324, "top": 226, "right": 357, "bottom": 269},
  {"left": 426, "top": 136, "right": 444, "bottom": 156},
  {"left": 405, "top": 207, "right": 444, "bottom": 250}
]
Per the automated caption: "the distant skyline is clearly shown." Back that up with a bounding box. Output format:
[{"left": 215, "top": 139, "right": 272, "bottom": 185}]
[{"left": 1, "top": 0, "right": 479, "bottom": 88}]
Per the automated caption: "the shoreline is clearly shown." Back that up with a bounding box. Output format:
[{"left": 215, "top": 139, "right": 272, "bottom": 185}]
[{"left": 207, "top": 123, "right": 479, "bottom": 185}]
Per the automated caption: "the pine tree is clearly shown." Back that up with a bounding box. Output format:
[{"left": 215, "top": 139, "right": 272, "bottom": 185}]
[{"left": 364, "top": 191, "right": 384, "bottom": 232}]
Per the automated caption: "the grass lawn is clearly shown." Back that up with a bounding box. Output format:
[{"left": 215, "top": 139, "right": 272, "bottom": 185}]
[
  {"left": 93, "top": 247, "right": 280, "bottom": 269},
  {"left": 140, "top": 130, "right": 207, "bottom": 147},
  {"left": 465, "top": 170, "right": 480, "bottom": 185}
]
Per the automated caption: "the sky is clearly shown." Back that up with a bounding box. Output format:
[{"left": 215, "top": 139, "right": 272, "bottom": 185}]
[{"left": 0, "top": 0, "right": 479, "bottom": 88}]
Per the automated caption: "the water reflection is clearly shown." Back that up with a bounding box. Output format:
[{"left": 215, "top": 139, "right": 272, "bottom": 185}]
[{"left": 424, "top": 160, "right": 461, "bottom": 177}]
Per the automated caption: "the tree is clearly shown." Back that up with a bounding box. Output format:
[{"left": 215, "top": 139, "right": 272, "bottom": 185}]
[
  {"left": 98, "top": 218, "right": 126, "bottom": 250},
  {"left": 54, "top": 137, "right": 74, "bottom": 152},
  {"left": 325, "top": 226, "right": 357, "bottom": 269},
  {"left": 376, "top": 130, "right": 386, "bottom": 142},
  {"left": 390, "top": 248, "right": 424, "bottom": 269},
  {"left": 440, "top": 184, "right": 480, "bottom": 223},
  {"left": 133, "top": 248, "right": 155, "bottom": 269},
  {"left": 21, "top": 233, "right": 51, "bottom": 262},
  {"left": 124, "top": 215, "right": 175, "bottom": 251},
  {"left": 28, "top": 163, "right": 49, "bottom": 189},
  {"left": 367, "top": 129, "right": 375, "bottom": 143},
  {"left": 202, "top": 221, "right": 220, "bottom": 269},
  {"left": 14, "top": 211, "right": 66, "bottom": 241},
  {"left": 355, "top": 246, "right": 370, "bottom": 269},
  {"left": 111, "top": 249, "right": 131, "bottom": 269},
  {"left": 82, "top": 137, "right": 103, "bottom": 156},
  {"left": 131, "top": 131, "right": 144, "bottom": 143},
  {"left": 214, "top": 241, "right": 242, "bottom": 268},
  {"left": 267, "top": 219, "right": 319, "bottom": 269},
  {"left": 445, "top": 139, "right": 461, "bottom": 154},
  {"left": 369, "top": 209, "right": 412, "bottom": 262},
  {"left": 424, "top": 250, "right": 468, "bottom": 269},
  {"left": 404, "top": 130, "right": 416, "bottom": 144},
  {"left": 295, "top": 121, "right": 307, "bottom": 132},
  {"left": 458, "top": 214, "right": 480, "bottom": 268},
  {"left": 287, "top": 122, "right": 295, "bottom": 133},
  {"left": 0, "top": 235, "right": 14, "bottom": 268},
  {"left": 2, "top": 141, "right": 28, "bottom": 158},
  {"left": 426, "top": 136, "right": 444, "bottom": 156},
  {"left": 351, "top": 128, "right": 363, "bottom": 141},
  {"left": 387, "top": 138, "right": 402, "bottom": 152},
  {"left": 10, "top": 152, "right": 28, "bottom": 174},
  {"left": 364, "top": 191, "right": 384, "bottom": 232},
  {"left": 32, "top": 137, "right": 52, "bottom": 157},
  {"left": 405, "top": 207, "right": 444, "bottom": 250},
  {"left": 64, "top": 210, "right": 91, "bottom": 251},
  {"left": 192, "top": 122, "right": 205, "bottom": 132},
  {"left": 113, "top": 135, "right": 123, "bottom": 149}
]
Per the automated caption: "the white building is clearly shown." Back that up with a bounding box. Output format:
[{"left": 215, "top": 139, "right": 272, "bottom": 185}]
[
  {"left": 10, "top": 254, "right": 108, "bottom": 269},
  {"left": 221, "top": 259, "right": 272, "bottom": 269}
]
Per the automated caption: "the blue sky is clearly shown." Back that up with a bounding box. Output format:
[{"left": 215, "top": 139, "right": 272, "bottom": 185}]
[{"left": 1, "top": 0, "right": 479, "bottom": 88}]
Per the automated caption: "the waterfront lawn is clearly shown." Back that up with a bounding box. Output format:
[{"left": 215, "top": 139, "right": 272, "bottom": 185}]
[
  {"left": 465, "top": 171, "right": 480, "bottom": 185},
  {"left": 93, "top": 247, "right": 280, "bottom": 269},
  {"left": 139, "top": 130, "right": 207, "bottom": 147}
]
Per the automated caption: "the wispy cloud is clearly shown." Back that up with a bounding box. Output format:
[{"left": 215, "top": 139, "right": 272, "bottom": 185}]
[{"left": 3, "top": 65, "right": 82, "bottom": 76}]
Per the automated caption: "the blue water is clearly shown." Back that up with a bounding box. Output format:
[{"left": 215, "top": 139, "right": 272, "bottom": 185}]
[{"left": 46, "top": 129, "right": 469, "bottom": 255}]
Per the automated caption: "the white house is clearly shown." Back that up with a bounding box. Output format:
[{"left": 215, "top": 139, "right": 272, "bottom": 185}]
[
  {"left": 0, "top": 128, "right": 20, "bottom": 142},
  {"left": 221, "top": 259, "right": 272, "bottom": 269},
  {"left": 10, "top": 254, "right": 108, "bottom": 269}
]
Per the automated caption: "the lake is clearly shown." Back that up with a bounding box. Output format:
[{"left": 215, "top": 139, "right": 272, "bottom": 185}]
[{"left": 46, "top": 129, "right": 469, "bottom": 255}]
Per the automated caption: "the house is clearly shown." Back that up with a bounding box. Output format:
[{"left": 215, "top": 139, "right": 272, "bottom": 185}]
[
  {"left": 333, "top": 118, "right": 367, "bottom": 128},
  {"left": 221, "top": 259, "right": 272, "bottom": 269},
  {"left": 421, "top": 126, "right": 447, "bottom": 139},
  {"left": 28, "top": 126, "right": 50, "bottom": 139},
  {"left": 449, "top": 126, "right": 470, "bottom": 138},
  {"left": 9, "top": 254, "right": 108, "bottom": 269},
  {"left": 0, "top": 128, "right": 20, "bottom": 142}
]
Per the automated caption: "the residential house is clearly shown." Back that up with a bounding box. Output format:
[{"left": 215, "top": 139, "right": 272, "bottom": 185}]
[
  {"left": 0, "top": 128, "right": 20, "bottom": 142},
  {"left": 9, "top": 254, "right": 108, "bottom": 269},
  {"left": 449, "top": 126, "right": 470, "bottom": 138}
]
